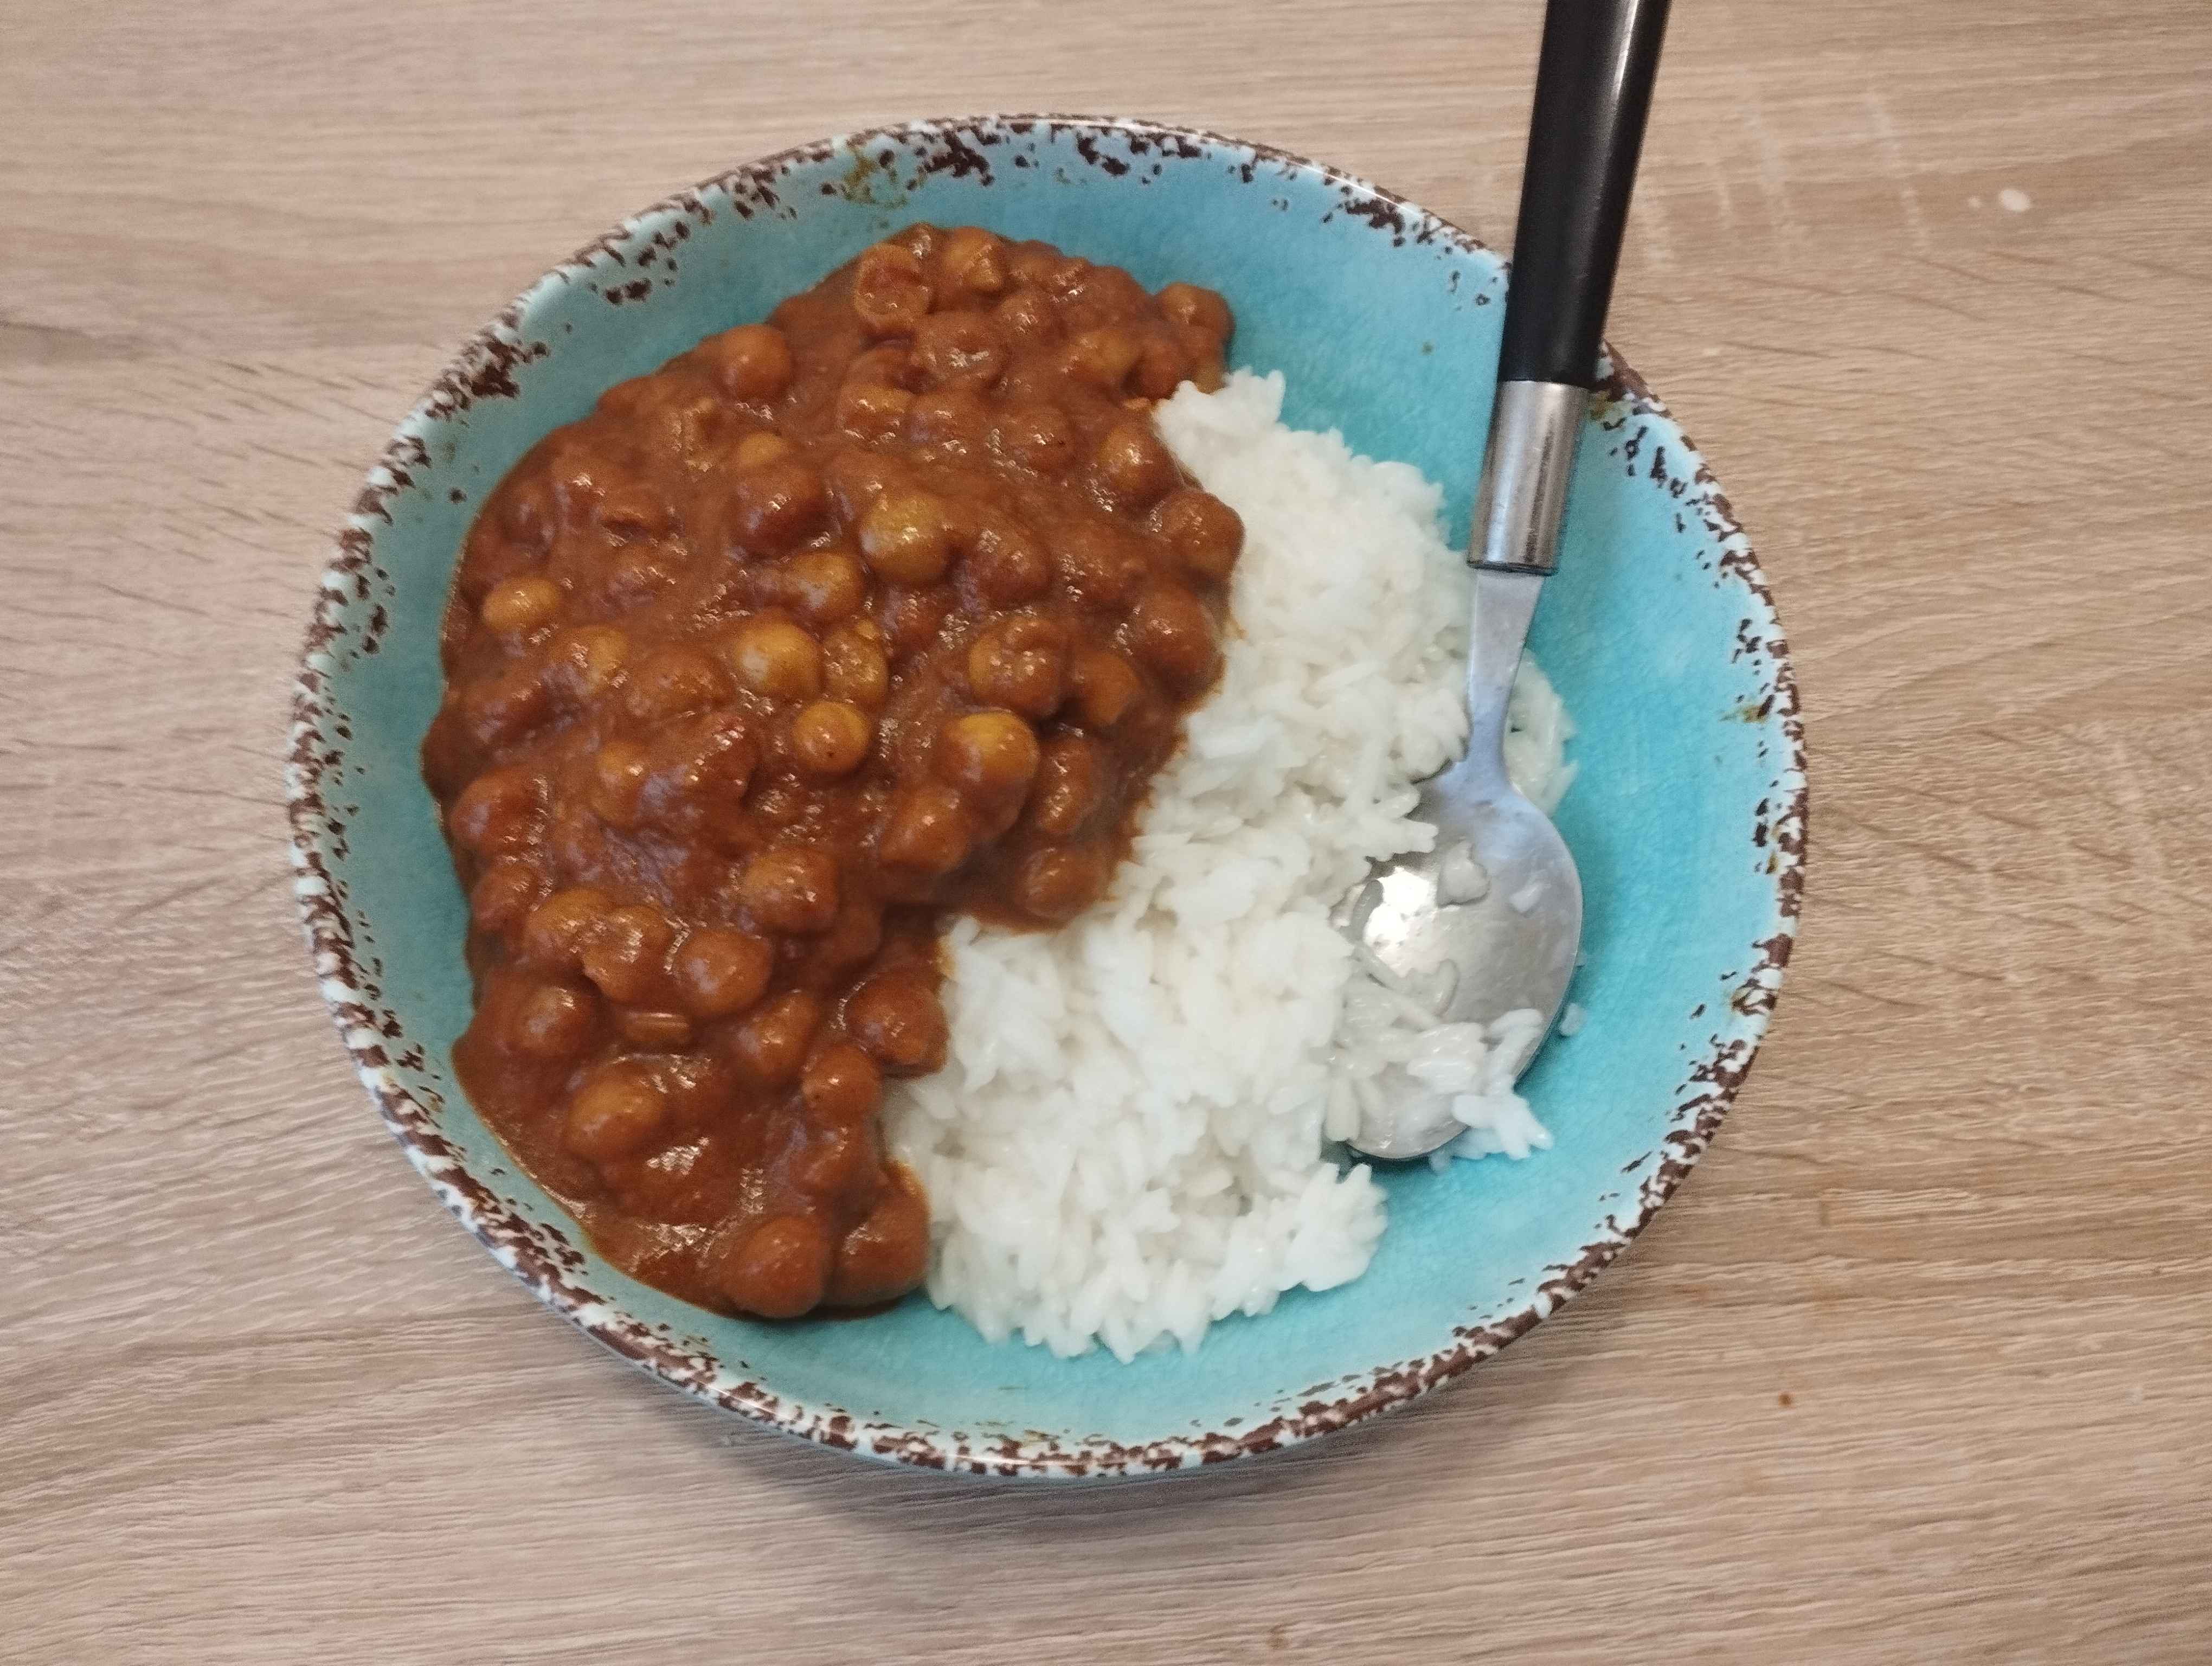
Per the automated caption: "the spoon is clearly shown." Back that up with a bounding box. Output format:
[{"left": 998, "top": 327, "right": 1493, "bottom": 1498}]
[{"left": 1345, "top": 0, "right": 1670, "bottom": 1160}]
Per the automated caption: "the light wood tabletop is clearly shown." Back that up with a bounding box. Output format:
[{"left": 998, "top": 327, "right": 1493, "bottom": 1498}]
[{"left": 7, "top": 1, "right": 2211, "bottom": 1659}]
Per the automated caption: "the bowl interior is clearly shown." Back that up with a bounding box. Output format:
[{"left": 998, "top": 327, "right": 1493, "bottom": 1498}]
[{"left": 293, "top": 119, "right": 1801, "bottom": 1475}]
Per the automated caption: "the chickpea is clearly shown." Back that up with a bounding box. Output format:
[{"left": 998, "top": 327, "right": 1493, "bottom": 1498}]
[
  {"left": 1130, "top": 330, "right": 1193, "bottom": 400},
  {"left": 1177, "top": 323, "right": 1226, "bottom": 393},
  {"left": 738, "top": 846, "right": 840, "bottom": 933},
  {"left": 701, "top": 323, "right": 795, "bottom": 401},
  {"left": 858, "top": 488, "right": 958, "bottom": 585},
  {"left": 1092, "top": 419, "right": 1180, "bottom": 509},
  {"left": 717, "top": 1214, "right": 832, "bottom": 1319},
  {"left": 1052, "top": 520, "right": 1148, "bottom": 611},
  {"left": 845, "top": 975, "right": 949, "bottom": 1075},
  {"left": 1006, "top": 242, "right": 1061, "bottom": 287},
  {"left": 479, "top": 574, "right": 564, "bottom": 635},
  {"left": 878, "top": 783, "right": 974, "bottom": 876},
  {"left": 651, "top": 390, "right": 727, "bottom": 459},
  {"left": 1128, "top": 581, "right": 1220, "bottom": 692},
  {"left": 911, "top": 311, "right": 1008, "bottom": 389},
  {"left": 448, "top": 766, "right": 543, "bottom": 856},
  {"left": 1062, "top": 325, "right": 1142, "bottom": 390},
  {"left": 732, "top": 431, "right": 795, "bottom": 469},
  {"left": 520, "top": 886, "right": 613, "bottom": 971},
  {"left": 601, "top": 543, "right": 681, "bottom": 606},
  {"left": 788, "top": 700, "right": 874, "bottom": 778},
  {"left": 793, "top": 1124, "right": 873, "bottom": 1202},
  {"left": 847, "top": 343, "right": 918, "bottom": 389},
  {"left": 1069, "top": 648, "right": 1144, "bottom": 729},
  {"left": 563, "top": 1062, "right": 668, "bottom": 1162},
  {"left": 733, "top": 990, "right": 825, "bottom": 1085},
  {"left": 936, "top": 225, "right": 1008, "bottom": 299},
  {"left": 1042, "top": 254, "right": 1094, "bottom": 299},
  {"left": 935, "top": 710, "right": 1041, "bottom": 801},
  {"left": 965, "top": 616, "right": 1069, "bottom": 717},
  {"left": 780, "top": 549, "right": 869, "bottom": 624},
  {"left": 623, "top": 642, "right": 731, "bottom": 724},
  {"left": 578, "top": 902, "right": 677, "bottom": 1005},
  {"left": 545, "top": 625, "right": 631, "bottom": 701},
  {"left": 829, "top": 1168, "right": 931, "bottom": 1307},
  {"left": 722, "top": 618, "right": 824, "bottom": 701},
  {"left": 548, "top": 798, "right": 611, "bottom": 880},
  {"left": 1158, "top": 281, "right": 1233, "bottom": 340},
  {"left": 903, "top": 387, "right": 990, "bottom": 452},
  {"left": 422, "top": 702, "right": 470, "bottom": 798},
  {"left": 597, "top": 378, "right": 660, "bottom": 423},
  {"left": 1060, "top": 260, "right": 1148, "bottom": 318},
  {"left": 967, "top": 513, "right": 1053, "bottom": 606},
  {"left": 823, "top": 448, "right": 906, "bottom": 525},
  {"left": 507, "top": 979, "right": 598, "bottom": 1061},
  {"left": 598, "top": 483, "right": 675, "bottom": 541},
  {"left": 589, "top": 739, "right": 652, "bottom": 828},
  {"left": 496, "top": 472, "right": 557, "bottom": 553},
  {"left": 801, "top": 1040, "right": 885, "bottom": 1126},
  {"left": 548, "top": 452, "right": 606, "bottom": 530},
  {"left": 992, "top": 286, "right": 1060, "bottom": 347},
  {"left": 821, "top": 621, "right": 891, "bottom": 709},
  {"left": 992, "top": 402, "right": 1075, "bottom": 474},
  {"left": 1027, "top": 733, "right": 1108, "bottom": 837},
  {"left": 889, "top": 223, "right": 941, "bottom": 261},
  {"left": 456, "top": 524, "right": 540, "bottom": 605},
  {"left": 726, "top": 456, "right": 828, "bottom": 555},
  {"left": 851, "top": 242, "right": 933, "bottom": 336},
  {"left": 673, "top": 927, "right": 774, "bottom": 1018},
  {"left": 600, "top": 375, "right": 661, "bottom": 420},
  {"left": 810, "top": 892, "right": 885, "bottom": 976},
  {"left": 646, "top": 712, "right": 759, "bottom": 827},
  {"left": 616, "top": 1009, "right": 694, "bottom": 1050},
  {"left": 1013, "top": 842, "right": 1111, "bottom": 923},
  {"left": 471, "top": 858, "right": 548, "bottom": 933},
  {"left": 834, "top": 378, "right": 915, "bottom": 441},
  {"left": 1152, "top": 488, "right": 1244, "bottom": 584},
  {"left": 462, "top": 663, "right": 552, "bottom": 747},
  {"left": 875, "top": 586, "right": 953, "bottom": 661}
]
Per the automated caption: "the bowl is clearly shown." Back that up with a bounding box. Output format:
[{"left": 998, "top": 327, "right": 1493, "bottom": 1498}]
[{"left": 287, "top": 115, "right": 1805, "bottom": 1478}]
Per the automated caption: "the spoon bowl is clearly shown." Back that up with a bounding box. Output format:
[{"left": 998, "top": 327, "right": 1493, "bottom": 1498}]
[
  {"left": 1342, "top": 0, "right": 1667, "bottom": 1160},
  {"left": 1345, "top": 570, "right": 1586, "bottom": 1161}
]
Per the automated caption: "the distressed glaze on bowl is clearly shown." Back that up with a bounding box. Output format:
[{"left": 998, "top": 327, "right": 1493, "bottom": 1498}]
[{"left": 287, "top": 117, "right": 1805, "bottom": 1478}]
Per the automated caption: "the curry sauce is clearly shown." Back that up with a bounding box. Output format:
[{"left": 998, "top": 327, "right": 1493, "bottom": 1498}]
[{"left": 422, "top": 225, "right": 1242, "bottom": 1319}]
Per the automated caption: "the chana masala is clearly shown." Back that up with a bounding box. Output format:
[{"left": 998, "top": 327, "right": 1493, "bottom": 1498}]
[{"left": 422, "top": 226, "right": 1243, "bottom": 1319}]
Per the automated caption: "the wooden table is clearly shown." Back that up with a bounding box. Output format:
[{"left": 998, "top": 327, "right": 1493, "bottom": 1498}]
[{"left": 8, "top": 1, "right": 2211, "bottom": 1658}]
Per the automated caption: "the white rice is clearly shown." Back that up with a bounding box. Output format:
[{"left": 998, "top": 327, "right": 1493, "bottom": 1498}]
[{"left": 882, "top": 370, "right": 1574, "bottom": 1360}]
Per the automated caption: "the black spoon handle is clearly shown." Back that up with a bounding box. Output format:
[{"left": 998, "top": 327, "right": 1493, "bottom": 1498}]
[{"left": 1498, "top": 0, "right": 1671, "bottom": 388}]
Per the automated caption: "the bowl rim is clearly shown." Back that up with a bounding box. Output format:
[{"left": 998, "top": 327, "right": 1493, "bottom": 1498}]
[{"left": 286, "top": 112, "right": 1807, "bottom": 1479}]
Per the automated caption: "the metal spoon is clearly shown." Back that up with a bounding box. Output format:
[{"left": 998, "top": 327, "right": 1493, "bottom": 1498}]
[{"left": 1345, "top": 0, "right": 1670, "bottom": 1161}]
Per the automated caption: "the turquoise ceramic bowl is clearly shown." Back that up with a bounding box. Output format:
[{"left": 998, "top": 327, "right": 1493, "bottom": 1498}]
[{"left": 288, "top": 117, "right": 1804, "bottom": 1478}]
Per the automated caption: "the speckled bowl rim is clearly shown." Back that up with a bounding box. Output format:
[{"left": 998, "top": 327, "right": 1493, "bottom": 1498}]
[{"left": 286, "top": 114, "right": 1806, "bottom": 1479}]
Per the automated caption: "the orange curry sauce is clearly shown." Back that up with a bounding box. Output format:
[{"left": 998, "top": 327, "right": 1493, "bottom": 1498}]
[{"left": 422, "top": 226, "right": 1243, "bottom": 1318}]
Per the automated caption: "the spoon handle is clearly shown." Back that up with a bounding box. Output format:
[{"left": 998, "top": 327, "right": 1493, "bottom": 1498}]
[
  {"left": 1501, "top": 0, "right": 1672, "bottom": 387},
  {"left": 1474, "top": 0, "right": 1670, "bottom": 573}
]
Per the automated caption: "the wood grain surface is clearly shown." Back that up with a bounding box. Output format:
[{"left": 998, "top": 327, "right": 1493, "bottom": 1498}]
[{"left": 6, "top": 1, "right": 2211, "bottom": 1659}]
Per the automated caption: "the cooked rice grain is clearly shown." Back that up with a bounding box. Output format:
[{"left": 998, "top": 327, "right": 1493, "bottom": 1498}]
[{"left": 883, "top": 371, "right": 1572, "bottom": 1360}]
